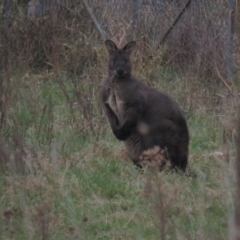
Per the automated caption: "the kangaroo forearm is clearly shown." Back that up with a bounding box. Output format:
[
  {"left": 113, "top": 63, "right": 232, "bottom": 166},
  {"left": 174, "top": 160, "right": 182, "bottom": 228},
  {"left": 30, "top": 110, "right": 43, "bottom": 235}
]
[{"left": 112, "top": 120, "right": 135, "bottom": 141}]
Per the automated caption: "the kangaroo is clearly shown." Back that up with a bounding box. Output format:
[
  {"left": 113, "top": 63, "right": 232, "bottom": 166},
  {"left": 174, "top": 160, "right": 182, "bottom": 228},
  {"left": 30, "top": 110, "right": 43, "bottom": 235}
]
[{"left": 100, "top": 40, "right": 190, "bottom": 172}]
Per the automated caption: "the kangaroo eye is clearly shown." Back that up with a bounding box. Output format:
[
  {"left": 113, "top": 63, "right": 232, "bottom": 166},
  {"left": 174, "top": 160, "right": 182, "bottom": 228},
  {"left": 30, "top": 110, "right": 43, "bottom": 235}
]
[
  {"left": 124, "top": 59, "right": 128, "bottom": 63},
  {"left": 112, "top": 58, "right": 116, "bottom": 64}
]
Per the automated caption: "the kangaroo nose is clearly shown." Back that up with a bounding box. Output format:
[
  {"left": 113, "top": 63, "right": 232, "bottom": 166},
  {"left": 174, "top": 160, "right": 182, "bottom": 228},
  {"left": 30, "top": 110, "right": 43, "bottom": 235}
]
[{"left": 116, "top": 69, "right": 125, "bottom": 77}]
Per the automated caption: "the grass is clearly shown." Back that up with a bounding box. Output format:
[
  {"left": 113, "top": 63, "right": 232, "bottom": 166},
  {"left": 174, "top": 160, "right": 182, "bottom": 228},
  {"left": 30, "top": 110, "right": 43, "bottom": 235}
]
[{"left": 0, "top": 68, "right": 237, "bottom": 240}]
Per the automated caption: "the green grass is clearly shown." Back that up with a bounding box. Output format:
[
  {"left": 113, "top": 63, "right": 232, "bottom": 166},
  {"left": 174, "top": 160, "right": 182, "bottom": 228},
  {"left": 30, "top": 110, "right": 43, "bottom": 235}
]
[{"left": 0, "top": 69, "right": 237, "bottom": 240}]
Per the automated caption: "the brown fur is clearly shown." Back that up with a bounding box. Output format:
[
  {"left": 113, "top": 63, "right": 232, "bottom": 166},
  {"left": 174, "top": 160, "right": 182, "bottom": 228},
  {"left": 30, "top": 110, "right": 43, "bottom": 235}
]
[{"left": 100, "top": 40, "right": 189, "bottom": 172}]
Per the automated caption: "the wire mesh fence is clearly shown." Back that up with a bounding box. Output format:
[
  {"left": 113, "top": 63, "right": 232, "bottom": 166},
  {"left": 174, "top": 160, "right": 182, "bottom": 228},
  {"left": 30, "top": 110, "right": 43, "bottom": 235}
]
[{"left": 0, "top": 0, "right": 236, "bottom": 77}]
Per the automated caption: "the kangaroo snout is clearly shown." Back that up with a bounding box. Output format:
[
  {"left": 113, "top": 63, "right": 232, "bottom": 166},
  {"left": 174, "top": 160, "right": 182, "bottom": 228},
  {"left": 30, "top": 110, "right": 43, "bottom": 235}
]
[{"left": 116, "top": 68, "right": 125, "bottom": 77}]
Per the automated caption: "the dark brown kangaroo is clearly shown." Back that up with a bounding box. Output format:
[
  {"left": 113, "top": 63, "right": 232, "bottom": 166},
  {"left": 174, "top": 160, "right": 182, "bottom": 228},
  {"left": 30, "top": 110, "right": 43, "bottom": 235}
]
[{"left": 101, "top": 40, "right": 189, "bottom": 172}]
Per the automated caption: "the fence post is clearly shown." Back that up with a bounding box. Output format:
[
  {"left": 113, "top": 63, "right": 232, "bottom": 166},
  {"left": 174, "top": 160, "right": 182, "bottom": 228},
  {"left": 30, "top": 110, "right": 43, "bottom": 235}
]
[
  {"left": 2, "top": 0, "right": 13, "bottom": 27},
  {"left": 226, "top": 0, "right": 235, "bottom": 83},
  {"left": 235, "top": 107, "right": 240, "bottom": 240},
  {"left": 130, "top": 0, "right": 139, "bottom": 41}
]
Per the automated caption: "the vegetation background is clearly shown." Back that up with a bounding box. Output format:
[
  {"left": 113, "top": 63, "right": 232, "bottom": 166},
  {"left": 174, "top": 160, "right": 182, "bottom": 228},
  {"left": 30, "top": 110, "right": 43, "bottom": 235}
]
[{"left": 0, "top": 0, "right": 240, "bottom": 239}]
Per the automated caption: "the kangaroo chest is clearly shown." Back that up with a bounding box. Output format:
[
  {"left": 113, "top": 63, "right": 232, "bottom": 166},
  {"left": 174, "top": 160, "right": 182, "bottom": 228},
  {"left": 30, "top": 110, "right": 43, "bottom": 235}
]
[{"left": 105, "top": 82, "right": 126, "bottom": 123}]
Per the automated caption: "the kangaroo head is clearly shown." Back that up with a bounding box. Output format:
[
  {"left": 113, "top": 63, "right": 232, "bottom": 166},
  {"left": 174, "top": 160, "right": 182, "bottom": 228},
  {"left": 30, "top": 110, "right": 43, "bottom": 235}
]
[{"left": 105, "top": 40, "right": 136, "bottom": 79}]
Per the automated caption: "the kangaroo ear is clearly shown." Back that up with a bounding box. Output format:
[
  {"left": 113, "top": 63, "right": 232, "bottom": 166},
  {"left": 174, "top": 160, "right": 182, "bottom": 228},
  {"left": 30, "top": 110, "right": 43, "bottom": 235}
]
[
  {"left": 122, "top": 41, "right": 136, "bottom": 54},
  {"left": 105, "top": 40, "right": 118, "bottom": 53}
]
